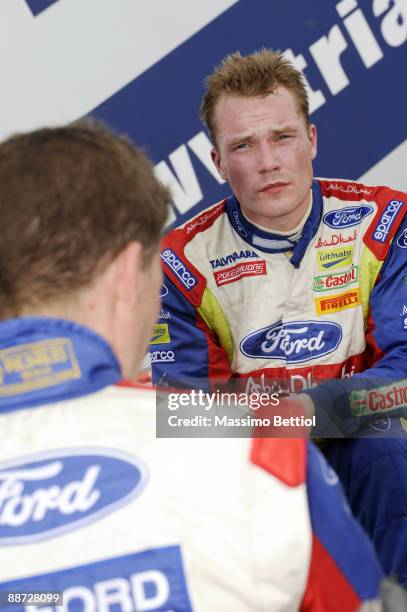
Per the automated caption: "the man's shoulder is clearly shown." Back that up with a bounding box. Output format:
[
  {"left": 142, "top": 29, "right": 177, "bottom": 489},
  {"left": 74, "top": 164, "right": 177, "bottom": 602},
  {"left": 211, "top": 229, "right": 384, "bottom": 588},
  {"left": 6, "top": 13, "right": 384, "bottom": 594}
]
[
  {"left": 317, "top": 177, "right": 406, "bottom": 205},
  {"left": 317, "top": 178, "right": 406, "bottom": 259},
  {"left": 164, "top": 198, "right": 228, "bottom": 247},
  {"left": 160, "top": 199, "right": 229, "bottom": 304}
]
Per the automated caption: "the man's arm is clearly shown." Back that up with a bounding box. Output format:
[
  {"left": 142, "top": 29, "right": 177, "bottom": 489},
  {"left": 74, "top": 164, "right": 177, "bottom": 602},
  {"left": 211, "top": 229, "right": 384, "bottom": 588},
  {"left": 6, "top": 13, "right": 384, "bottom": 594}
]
[
  {"left": 304, "top": 214, "right": 407, "bottom": 436},
  {"left": 150, "top": 276, "right": 232, "bottom": 389}
]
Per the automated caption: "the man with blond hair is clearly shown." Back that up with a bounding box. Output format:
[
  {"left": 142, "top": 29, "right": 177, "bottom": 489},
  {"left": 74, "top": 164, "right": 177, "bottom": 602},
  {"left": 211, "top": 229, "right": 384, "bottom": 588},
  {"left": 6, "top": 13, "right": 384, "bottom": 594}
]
[
  {"left": 0, "top": 121, "right": 387, "bottom": 610},
  {"left": 152, "top": 49, "right": 407, "bottom": 584}
]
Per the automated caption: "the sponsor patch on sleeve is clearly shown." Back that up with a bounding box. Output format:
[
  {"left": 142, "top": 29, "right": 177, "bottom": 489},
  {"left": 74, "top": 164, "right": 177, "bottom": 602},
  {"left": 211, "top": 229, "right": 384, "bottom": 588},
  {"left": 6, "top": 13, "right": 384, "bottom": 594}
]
[
  {"left": 150, "top": 324, "right": 171, "bottom": 345},
  {"left": 350, "top": 381, "right": 407, "bottom": 416},
  {"left": 364, "top": 196, "right": 406, "bottom": 259},
  {"left": 161, "top": 248, "right": 197, "bottom": 291},
  {"left": 371, "top": 200, "right": 404, "bottom": 243}
]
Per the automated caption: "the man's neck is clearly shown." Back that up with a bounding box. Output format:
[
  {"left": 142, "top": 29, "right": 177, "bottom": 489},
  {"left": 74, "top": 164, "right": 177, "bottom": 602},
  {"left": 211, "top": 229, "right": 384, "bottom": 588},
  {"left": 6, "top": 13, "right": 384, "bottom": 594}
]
[{"left": 241, "top": 192, "right": 313, "bottom": 235}]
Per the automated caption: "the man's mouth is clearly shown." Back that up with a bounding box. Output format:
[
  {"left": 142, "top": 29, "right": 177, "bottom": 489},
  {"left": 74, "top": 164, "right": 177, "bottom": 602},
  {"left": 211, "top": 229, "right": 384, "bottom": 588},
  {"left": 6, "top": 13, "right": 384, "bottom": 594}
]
[{"left": 259, "top": 182, "right": 289, "bottom": 194}]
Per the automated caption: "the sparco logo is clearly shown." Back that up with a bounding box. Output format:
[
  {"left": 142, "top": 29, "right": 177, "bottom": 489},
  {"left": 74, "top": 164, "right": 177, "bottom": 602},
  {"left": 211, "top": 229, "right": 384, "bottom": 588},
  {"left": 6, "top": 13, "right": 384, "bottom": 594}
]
[
  {"left": 0, "top": 449, "right": 148, "bottom": 545},
  {"left": 161, "top": 249, "right": 197, "bottom": 290},
  {"left": 150, "top": 350, "right": 175, "bottom": 363},
  {"left": 323, "top": 205, "right": 373, "bottom": 229},
  {"left": 372, "top": 200, "right": 404, "bottom": 243},
  {"left": 240, "top": 320, "right": 342, "bottom": 363}
]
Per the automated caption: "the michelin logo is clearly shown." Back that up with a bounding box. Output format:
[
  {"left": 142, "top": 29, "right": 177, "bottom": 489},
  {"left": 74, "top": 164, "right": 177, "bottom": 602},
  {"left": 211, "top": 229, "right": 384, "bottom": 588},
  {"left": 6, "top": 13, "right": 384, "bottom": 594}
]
[
  {"left": 0, "top": 546, "right": 192, "bottom": 611},
  {"left": 161, "top": 249, "right": 197, "bottom": 290}
]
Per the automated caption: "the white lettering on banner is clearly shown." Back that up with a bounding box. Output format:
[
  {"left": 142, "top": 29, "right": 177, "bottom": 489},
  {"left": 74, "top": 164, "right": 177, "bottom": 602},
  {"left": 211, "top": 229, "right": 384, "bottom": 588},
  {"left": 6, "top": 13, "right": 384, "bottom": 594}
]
[
  {"left": 283, "top": 49, "right": 326, "bottom": 113},
  {"left": 155, "top": 132, "right": 225, "bottom": 216},
  {"left": 374, "top": 0, "right": 407, "bottom": 48},
  {"left": 158, "top": 0, "right": 406, "bottom": 218},
  {"left": 309, "top": 25, "right": 350, "bottom": 95},
  {"left": 187, "top": 132, "right": 226, "bottom": 184},
  {"left": 337, "top": 0, "right": 384, "bottom": 68},
  {"left": 3, "top": 1, "right": 404, "bottom": 221},
  {"left": 155, "top": 145, "right": 203, "bottom": 214},
  {"left": 0, "top": 464, "right": 100, "bottom": 527}
]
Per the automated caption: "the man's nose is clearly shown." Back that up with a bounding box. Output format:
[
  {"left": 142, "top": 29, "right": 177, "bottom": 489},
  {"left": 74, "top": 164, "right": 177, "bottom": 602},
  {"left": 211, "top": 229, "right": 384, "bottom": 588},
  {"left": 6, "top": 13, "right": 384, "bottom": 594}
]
[{"left": 257, "top": 141, "right": 281, "bottom": 172}]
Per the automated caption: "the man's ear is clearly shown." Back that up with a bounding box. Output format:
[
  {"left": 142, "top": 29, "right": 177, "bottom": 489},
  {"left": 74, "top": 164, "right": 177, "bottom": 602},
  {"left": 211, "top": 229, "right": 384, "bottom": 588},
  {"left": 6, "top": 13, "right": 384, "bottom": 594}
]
[
  {"left": 309, "top": 124, "right": 318, "bottom": 161},
  {"left": 211, "top": 147, "right": 228, "bottom": 181},
  {"left": 114, "top": 241, "right": 143, "bottom": 307}
]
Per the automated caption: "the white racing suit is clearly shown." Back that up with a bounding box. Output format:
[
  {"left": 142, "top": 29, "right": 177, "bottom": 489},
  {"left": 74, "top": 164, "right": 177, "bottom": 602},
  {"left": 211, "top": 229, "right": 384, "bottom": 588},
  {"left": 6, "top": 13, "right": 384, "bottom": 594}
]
[{"left": 0, "top": 317, "right": 383, "bottom": 611}]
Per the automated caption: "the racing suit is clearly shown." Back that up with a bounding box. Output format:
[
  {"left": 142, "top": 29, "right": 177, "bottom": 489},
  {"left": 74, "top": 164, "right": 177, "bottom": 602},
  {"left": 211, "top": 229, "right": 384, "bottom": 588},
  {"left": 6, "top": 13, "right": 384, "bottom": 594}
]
[
  {"left": 0, "top": 317, "right": 384, "bottom": 611},
  {"left": 151, "top": 178, "right": 407, "bottom": 583}
]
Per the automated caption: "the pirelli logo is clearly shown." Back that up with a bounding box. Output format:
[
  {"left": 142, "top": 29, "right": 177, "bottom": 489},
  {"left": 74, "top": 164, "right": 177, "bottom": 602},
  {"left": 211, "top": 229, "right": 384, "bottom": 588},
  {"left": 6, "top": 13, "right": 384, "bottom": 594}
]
[
  {"left": 315, "top": 289, "right": 361, "bottom": 315},
  {"left": 213, "top": 260, "right": 266, "bottom": 287}
]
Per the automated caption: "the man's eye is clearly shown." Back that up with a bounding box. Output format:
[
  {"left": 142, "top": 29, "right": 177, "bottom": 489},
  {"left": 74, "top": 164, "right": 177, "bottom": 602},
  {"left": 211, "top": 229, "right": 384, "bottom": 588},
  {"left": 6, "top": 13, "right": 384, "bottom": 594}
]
[
  {"left": 235, "top": 143, "right": 249, "bottom": 150},
  {"left": 278, "top": 134, "right": 292, "bottom": 140}
]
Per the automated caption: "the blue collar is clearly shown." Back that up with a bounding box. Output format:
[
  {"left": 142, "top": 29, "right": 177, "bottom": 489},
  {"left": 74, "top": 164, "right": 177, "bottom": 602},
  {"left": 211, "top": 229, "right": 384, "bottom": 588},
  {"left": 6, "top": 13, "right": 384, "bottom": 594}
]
[
  {"left": 0, "top": 317, "right": 121, "bottom": 413},
  {"left": 226, "top": 179, "right": 323, "bottom": 268}
]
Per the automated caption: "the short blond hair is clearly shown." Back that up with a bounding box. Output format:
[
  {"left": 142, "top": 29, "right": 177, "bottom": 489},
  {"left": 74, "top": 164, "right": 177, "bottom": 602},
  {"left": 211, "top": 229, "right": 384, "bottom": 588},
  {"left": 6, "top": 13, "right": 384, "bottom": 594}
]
[{"left": 200, "top": 48, "right": 310, "bottom": 146}]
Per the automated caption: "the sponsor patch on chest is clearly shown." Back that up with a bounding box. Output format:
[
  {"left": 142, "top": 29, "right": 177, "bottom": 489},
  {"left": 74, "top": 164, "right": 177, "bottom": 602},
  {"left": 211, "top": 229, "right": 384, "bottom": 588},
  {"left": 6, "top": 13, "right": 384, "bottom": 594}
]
[
  {"left": 322, "top": 205, "right": 373, "bottom": 229},
  {"left": 213, "top": 260, "right": 266, "bottom": 286},
  {"left": 240, "top": 320, "right": 342, "bottom": 363},
  {"left": 317, "top": 247, "right": 353, "bottom": 271},
  {"left": 315, "top": 289, "right": 360, "bottom": 314},
  {"left": 209, "top": 249, "right": 259, "bottom": 269},
  {"left": 313, "top": 265, "right": 359, "bottom": 292}
]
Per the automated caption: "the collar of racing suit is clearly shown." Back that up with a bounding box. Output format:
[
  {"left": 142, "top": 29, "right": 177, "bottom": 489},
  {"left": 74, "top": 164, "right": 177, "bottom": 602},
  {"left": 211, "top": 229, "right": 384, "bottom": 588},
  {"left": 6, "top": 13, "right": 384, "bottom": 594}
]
[
  {"left": 0, "top": 317, "right": 121, "bottom": 413},
  {"left": 226, "top": 179, "right": 323, "bottom": 268}
]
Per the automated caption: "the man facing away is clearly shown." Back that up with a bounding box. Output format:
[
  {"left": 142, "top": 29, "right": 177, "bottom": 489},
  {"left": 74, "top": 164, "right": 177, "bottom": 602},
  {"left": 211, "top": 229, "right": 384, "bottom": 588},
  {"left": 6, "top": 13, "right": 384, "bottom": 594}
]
[
  {"left": 0, "top": 121, "right": 388, "bottom": 610},
  {"left": 151, "top": 49, "right": 407, "bottom": 585}
]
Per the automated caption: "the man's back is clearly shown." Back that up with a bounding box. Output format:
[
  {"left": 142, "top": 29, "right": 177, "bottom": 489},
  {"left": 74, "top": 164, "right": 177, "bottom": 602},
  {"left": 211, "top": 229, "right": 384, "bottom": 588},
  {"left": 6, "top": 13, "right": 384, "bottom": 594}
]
[{"left": 0, "top": 379, "right": 382, "bottom": 611}]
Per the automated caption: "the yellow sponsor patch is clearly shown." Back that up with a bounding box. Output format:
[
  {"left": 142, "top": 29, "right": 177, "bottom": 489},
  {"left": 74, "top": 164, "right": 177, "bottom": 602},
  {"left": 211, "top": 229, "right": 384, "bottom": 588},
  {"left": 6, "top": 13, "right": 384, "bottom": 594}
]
[
  {"left": 315, "top": 289, "right": 361, "bottom": 315},
  {"left": 0, "top": 338, "right": 81, "bottom": 396},
  {"left": 150, "top": 323, "right": 171, "bottom": 345},
  {"left": 317, "top": 246, "right": 353, "bottom": 271}
]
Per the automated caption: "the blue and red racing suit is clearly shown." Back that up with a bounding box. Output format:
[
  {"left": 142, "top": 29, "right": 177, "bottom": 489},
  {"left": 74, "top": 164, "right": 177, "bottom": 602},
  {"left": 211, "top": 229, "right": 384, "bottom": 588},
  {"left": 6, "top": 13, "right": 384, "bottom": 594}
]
[{"left": 151, "top": 178, "right": 407, "bottom": 583}]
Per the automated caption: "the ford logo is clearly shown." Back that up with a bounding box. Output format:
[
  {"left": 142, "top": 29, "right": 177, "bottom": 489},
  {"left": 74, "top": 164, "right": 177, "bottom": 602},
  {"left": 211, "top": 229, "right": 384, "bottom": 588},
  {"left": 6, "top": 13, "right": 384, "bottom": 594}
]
[
  {"left": 240, "top": 320, "right": 342, "bottom": 363},
  {"left": 323, "top": 205, "right": 373, "bottom": 229},
  {"left": 397, "top": 228, "right": 407, "bottom": 249},
  {"left": 0, "top": 448, "right": 148, "bottom": 545}
]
